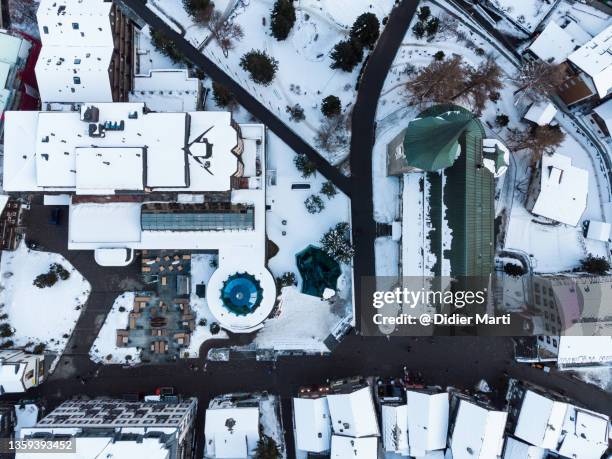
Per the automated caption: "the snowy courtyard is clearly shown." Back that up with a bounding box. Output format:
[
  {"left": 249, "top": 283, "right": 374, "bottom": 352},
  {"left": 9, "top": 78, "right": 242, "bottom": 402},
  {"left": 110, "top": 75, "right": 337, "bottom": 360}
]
[{"left": 0, "top": 244, "right": 91, "bottom": 353}]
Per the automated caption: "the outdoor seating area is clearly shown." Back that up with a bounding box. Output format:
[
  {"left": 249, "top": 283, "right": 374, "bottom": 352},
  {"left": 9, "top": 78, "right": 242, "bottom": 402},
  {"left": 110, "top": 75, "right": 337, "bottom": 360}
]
[{"left": 115, "top": 290, "right": 197, "bottom": 363}]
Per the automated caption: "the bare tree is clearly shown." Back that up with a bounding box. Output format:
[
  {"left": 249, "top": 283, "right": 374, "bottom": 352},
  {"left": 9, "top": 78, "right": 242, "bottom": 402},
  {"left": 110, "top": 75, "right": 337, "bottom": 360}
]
[
  {"left": 506, "top": 125, "right": 565, "bottom": 165},
  {"left": 405, "top": 55, "right": 468, "bottom": 107},
  {"left": 316, "top": 114, "right": 349, "bottom": 153},
  {"left": 452, "top": 57, "right": 503, "bottom": 114},
  {"left": 208, "top": 10, "right": 244, "bottom": 57},
  {"left": 512, "top": 61, "right": 565, "bottom": 102}
]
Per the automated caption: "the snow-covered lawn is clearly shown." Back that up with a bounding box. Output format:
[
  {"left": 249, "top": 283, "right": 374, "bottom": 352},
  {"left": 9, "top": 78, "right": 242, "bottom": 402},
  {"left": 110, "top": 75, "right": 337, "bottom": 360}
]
[
  {"left": 266, "top": 132, "right": 351, "bottom": 286},
  {"left": 177, "top": 0, "right": 395, "bottom": 164},
  {"left": 90, "top": 292, "right": 140, "bottom": 365},
  {"left": 0, "top": 244, "right": 90, "bottom": 353},
  {"left": 253, "top": 286, "right": 345, "bottom": 353},
  {"left": 488, "top": 0, "right": 557, "bottom": 33},
  {"left": 259, "top": 394, "right": 286, "bottom": 458}
]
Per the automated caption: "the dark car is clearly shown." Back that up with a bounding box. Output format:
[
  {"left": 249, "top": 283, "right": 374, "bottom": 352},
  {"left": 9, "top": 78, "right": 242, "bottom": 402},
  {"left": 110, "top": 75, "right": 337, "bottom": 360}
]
[{"left": 49, "top": 208, "right": 61, "bottom": 225}]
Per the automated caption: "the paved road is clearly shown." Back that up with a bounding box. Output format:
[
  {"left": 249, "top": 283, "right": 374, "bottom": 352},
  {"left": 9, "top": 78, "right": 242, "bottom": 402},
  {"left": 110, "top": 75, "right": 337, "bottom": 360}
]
[
  {"left": 118, "top": 0, "right": 352, "bottom": 197},
  {"left": 350, "top": 0, "right": 420, "bottom": 329}
]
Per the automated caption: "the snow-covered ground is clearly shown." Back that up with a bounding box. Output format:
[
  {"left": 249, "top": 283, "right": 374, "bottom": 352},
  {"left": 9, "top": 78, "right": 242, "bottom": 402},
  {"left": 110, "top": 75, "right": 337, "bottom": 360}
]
[
  {"left": 259, "top": 394, "right": 286, "bottom": 458},
  {"left": 487, "top": 0, "right": 557, "bottom": 33},
  {"left": 186, "top": 253, "right": 228, "bottom": 356},
  {"left": 89, "top": 292, "right": 140, "bottom": 365},
  {"left": 266, "top": 132, "right": 351, "bottom": 283},
  {"left": 135, "top": 25, "right": 184, "bottom": 74},
  {"left": 153, "top": 0, "right": 396, "bottom": 164},
  {"left": 569, "top": 367, "right": 612, "bottom": 393},
  {"left": 375, "top": 237, "right": 399, "bottom": 278},
  {"left": 252, "top": 286, "right": 344, "bottom": 353},
  {"left": 0, "top": 244, "right": 90, "bottom": 353}
]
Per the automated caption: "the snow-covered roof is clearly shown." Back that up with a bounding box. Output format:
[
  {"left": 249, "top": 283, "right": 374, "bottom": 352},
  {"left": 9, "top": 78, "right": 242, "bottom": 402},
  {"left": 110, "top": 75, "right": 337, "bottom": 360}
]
[
  {"left": 0, "top": 195, "right": 9, "bottom": 215},
  {"left": 204, "top": 407, "right": 259, "bottom": 459},
  {"left": 407, "top": 391, "right": 449, "bottom": 457},
  {"left": 17, "top": 435, "right": 171, "bottom": 458},
  {"left": 586, "top": 220, "right": 611, "bottom": 242},
  {"left": 557, "top": 336, "right": 612, "bottom": 366},
  {"left": 568, "top": 25, "right": 612, "bottom": 98},
  {"left": 502, "top": 437, "right": 545, "bottom": 459},
  {"left": 524, "top": 102, "right": 558, "bottom": 126},
  {"left": 327, "top": 386, "right": 380, "bottom": 438},
  {"left": 530, "top": 153, "right": 588, "bottom": 226},
  {"left": 69, "top": 203, "right": 142, "bottom": 244},
  {"left": 75, "top": 148, "right": 144, "bottom": 194},
  {"left": 35, "top": 46, "right": 113, "bottom": 103},
  {"left": 0, "top": 31, "right": 29, "bottom": 67},
  {"left": 528, "top": 22, "right": 583, "bottom": 64},
  {"left": 593, "top": 98, "right": 612, "bottom": 134},
  {"left": 37, "top": 0, "right": 113, "bottom": 47},
  {"left": 554, "top": 406, "right": 609, "bottom": 459},
  {"left": 293, "top": 397, "right": 332, "bottom": 453},
  {"left": 36, "top": 0, "right": 115, "bottom": 104},
  {"left": 450, "top": 399, "right": 507, "bottom": 459},
  {"left": 130, "top": 70, "right": 201, "bottom": 112},
  {"left": 14, "top": 404, "right": 39, "bottom": 439},
  {"left": 381, "top": 404, "right": 409, "bottom": 456},
  {"left": 330, "top": 435, "right": 378, "bottom": 459},
  {"left": 512, "top": 390, "right": 569, "bottom": 449},
  {"left": 3, "top": 104, "right": 239, "bottom": 192},
  {"left": 0, "top": 362, "right": 26, "bottom": 394}
]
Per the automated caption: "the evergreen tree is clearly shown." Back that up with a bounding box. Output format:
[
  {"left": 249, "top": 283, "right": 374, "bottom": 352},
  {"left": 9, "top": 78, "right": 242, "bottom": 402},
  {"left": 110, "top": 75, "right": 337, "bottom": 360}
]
[
  {"left": 425, "top": 17, "right": 440, "bottom": 37},
  {"left": 212, "top": 81, "right": 237, "bottom": 108},
  {"left": 293, "top": 153, "right": 316, "bottom": 178},
  {"left": 183, "top": 0, "right": 214, "bottom": 23},
  {"left": 417, "top": 6, "right": 431, "bottom": 21},
  {"left": 495, "top": 114, "right": 509, "bottom": 127},
  {"left": 330, "top": 39, "right": 364, "bottom": 72},
  {"left": 277, "top": 272, "right": 297, "bottom": 288},
  {"left": 433, "top": 50, "right": 445, "bottom": 61},
  {"left": 580, "top": 255, "right": 610, "bottom": 275},
  {"left": 33, "top": 271, "right": 58, "bottom": 289},
  {"left": 150, "top": 29, "right": 185, "bottom": 64},
  {"left": 320, "top": 222, "right": 354, "bottom": 264},
  {"left": 304, "top": 195, "right": 325, "bottom": 214},
  {"left": 321, "top": 95, "right": 341, "bottom": 118},
  {"left": 286, "top": 104, "right": 305, "bottom": 122},
  {"left": 412, "top": 21, "right": 425, "bottom": 39},
  {"left": 270, "top": 0, "right": 296, "bottom": 40},
  {"left": 254, "top": 435, "right": 281, "bottom": 459},
  {"left": 240, "top": 50, "right": 279, "bottom": 85},
  {"left": 320, "top": 181, "right": 338, "bottom": 198},
  {"left": 350, "top": 12, "right": 380, "bottom": 49},
  {"left": 503, "top": 263, "right": 525, "bottom": 277}
]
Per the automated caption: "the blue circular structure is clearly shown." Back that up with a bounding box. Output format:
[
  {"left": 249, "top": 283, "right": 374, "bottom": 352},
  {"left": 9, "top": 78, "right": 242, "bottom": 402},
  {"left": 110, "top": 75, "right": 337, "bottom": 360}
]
[{"left": 220, "top": 273, "right": 264, "bottom": 316}]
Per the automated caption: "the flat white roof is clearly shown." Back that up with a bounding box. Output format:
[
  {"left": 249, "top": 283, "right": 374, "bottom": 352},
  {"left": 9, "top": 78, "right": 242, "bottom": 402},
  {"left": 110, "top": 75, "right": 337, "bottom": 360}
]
[
  {"left": 293, "top": 397, "right": 332, "bottom": 453},
  {"left": 35, "top": 46, "right": 113, "bottom": 103},
  {"left": 130, "top": 70, "right": 200, "bottom": 112},
  {"left": 524, "top": 102, "right": 558, "bottom": 126},
  {"left": 330, "top": 435, "right": 378, "bottom": 459},
  {"left": 204, "top": 407, "right": 259, "bottom": 459},
  {"left": 4, "top": 104, "right": 238, "bottom": 192},
  {"left": 531, "top": 153, "right": 588, "bottom": 226},
  {"left": 381, "top": 404, "right": 409, "bottom": 455},
  {"left": 75, "top": 147, "right": 144, "bottom": 193},
  {"left": 69, "top": 203, "right": 142, "bottom": 244},
  {"left": 513, "top": 390, "right": 568, "bottom": 449},
  {"left": 37, "top": 0, "right": 113, "bottom": 48},
  {"left": 528, "top": 22, "right": 583, "bottom": 64},
  {"left": 327, "top": 386, "right": 380, "bottom": 438},
  {"left": 450, "top": 399, "right": 507, "bottom": 459},
  {"left": 568, "top": 25, "right": 612, "bottom": 98},
  {"left": 407, "top": 391, "right": 449, "bottom": 456},
  {"left": 557, "top": 336, "right": 612, "bottom": 366}
]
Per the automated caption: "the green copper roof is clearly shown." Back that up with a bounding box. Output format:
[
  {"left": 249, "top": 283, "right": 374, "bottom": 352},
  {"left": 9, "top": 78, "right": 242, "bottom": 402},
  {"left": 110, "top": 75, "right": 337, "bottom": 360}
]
[{"left": 403, "top": 105, "right": 478, "bottom": 171}]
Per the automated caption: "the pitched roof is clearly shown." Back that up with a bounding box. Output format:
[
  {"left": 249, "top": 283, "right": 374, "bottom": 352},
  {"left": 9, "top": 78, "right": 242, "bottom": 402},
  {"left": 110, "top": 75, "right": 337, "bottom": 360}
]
[
  {"left": 403, "top": 106, "right": 477, "bottom": 171},
  {"left": 330, "top": 435, "right": 378, "bottom": 459},
  {"left": 204, "top": 407, "right": 259, "bottom": 459},
  {"left": 450, "top": 399, "right": 507, "bottom": 459},
  {"left": 381, "top": 404, "right": 409, "bottom": 455},
  {"left": 568, "top": 25, "right": 612, "bottom": 98},
  {"left": 407, "top": 391, "right": 449, "bottom": 456},
  {"left": 327, "top": 386, "right": 379, "bottom": 438},
  {"left": 293, "top": 397, "right": 332, "bottom": 453},
  {"left": 528, "top": 21, "right": 584, "bottom": 64}
]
